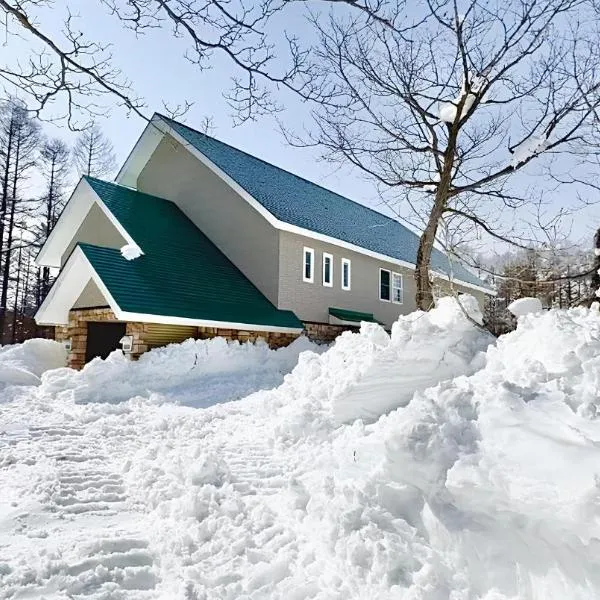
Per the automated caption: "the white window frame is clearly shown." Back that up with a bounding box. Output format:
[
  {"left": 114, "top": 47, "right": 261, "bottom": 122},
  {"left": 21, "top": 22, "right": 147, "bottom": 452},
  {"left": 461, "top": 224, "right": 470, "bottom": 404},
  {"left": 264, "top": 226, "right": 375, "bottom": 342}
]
[
  {"left": 303, "top": 247, "right": 314, "bottom": 283},
  {"left": 392, "top": 271, "right": 403, "bottom": 304},
  {"left": 322, "top": 252, "right": 333, "bottom": 287},
  {"left": 379, "top": 268, "right": 391, "bottom": 302},
  {"left": 341, "top": 258, "right": 351, "bottom": 291}
]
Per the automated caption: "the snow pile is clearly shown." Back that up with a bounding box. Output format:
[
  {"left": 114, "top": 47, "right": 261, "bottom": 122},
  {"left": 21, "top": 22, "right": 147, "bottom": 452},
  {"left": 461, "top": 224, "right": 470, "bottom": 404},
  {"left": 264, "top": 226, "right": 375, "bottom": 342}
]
[
  {"left": 120, "top": 243, "right": 143, "bottom": 260},
  {"left": 0, "top": 338, "right": 67, "bottom": 388},
  {"left": 507, "top": 296, "right": 543, "bottom": 317},
  {"left": 6, "top": 299, "right": 600, "bottom": 598},
  {"left": 383, "top": 305, "right": 600, "bottom": 597},
  {"left": 42, "top": 335, "right": 321, "bottom": 406},
  {"left": 289, "top": 295, "right": 492, "bottom": 425},
  {"left": 118, "top": 300, "right": 600, "bottom": 598}
]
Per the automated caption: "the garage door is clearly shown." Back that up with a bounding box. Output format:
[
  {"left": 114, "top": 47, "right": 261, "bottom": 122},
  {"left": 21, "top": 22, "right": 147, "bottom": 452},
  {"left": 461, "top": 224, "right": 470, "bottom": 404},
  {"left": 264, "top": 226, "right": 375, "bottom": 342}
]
[{"left": 85, "top": 322, "right": 127, "bottom": 363}]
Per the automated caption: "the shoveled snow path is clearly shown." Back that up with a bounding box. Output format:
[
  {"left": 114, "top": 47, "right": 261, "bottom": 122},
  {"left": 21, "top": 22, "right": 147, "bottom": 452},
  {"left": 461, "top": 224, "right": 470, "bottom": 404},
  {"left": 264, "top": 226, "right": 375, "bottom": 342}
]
[
  {"left": 0, "top": 361, "right": 471, "bottom": 598},
  {"left": 1, "top": 386, "right": 376, "bottom": 599}
]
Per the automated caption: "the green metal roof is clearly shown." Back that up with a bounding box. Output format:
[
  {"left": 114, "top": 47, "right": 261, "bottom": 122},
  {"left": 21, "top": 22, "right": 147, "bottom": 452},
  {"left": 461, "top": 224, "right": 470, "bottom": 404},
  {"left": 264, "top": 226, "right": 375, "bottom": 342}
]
[
  {"left": 81, "top": 177, "right": 302, "bottom": 330},
  {"left": 329, "top": 307, "right": 378, "bottom": 323}
]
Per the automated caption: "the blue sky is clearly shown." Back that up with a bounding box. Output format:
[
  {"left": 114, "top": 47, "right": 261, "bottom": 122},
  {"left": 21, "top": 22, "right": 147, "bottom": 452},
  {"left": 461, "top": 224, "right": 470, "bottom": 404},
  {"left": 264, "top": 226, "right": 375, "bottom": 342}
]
[
  {"left": 5, "top": 2, "right": 374, "bottom": 208},
  {"left": 4, "top": 1, "right": 599, "bottom": 256}
]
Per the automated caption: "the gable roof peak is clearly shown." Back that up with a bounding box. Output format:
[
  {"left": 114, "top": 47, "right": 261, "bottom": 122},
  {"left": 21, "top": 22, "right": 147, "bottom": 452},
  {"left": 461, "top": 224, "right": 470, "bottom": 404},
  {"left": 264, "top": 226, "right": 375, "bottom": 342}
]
[{"left": 154, "top": 112, "right": 403, "bottom": 228}]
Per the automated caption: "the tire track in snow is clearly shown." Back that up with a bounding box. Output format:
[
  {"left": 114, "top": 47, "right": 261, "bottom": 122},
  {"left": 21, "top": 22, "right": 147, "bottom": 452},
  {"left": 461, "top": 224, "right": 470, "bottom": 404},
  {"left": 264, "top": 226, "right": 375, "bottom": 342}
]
[{"left": 0, "top": 422, "right": 161, "bottom": 600}]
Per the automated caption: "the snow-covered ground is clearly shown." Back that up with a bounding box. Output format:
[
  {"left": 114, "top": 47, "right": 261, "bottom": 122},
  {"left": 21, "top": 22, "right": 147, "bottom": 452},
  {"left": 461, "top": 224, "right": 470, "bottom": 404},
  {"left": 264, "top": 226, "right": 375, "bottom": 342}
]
[{"left": 1, "top": 298, "right": 600, "bottom": 599}]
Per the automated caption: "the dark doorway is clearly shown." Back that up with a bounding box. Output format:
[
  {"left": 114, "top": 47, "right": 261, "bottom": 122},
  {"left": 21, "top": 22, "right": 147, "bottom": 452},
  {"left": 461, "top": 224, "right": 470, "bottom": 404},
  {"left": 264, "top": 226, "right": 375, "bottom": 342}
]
[{"left": 85, "top": 322, "right": 127, "bottom": 363}]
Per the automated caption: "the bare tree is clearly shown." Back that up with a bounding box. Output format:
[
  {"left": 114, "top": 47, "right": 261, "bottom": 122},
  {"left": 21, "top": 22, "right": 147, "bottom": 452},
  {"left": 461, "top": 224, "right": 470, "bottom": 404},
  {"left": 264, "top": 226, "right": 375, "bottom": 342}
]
[
  {"left": 38, "top": 137, "right": 70, "bottom": 298},
  {"left": 0, "top": 100, "right": 40, "bottom": 338},
  {"left": 73, "top": 123, "right": 116, "bottom": 178},
  {"left": 293, "top": 0, "right": 600, "bottom": 310},
  {"left": 0, "top": 0, "right": 322, "bottom": 125},
  {"left": 591, "top": 227, "right": 600, "bottom": 297}
]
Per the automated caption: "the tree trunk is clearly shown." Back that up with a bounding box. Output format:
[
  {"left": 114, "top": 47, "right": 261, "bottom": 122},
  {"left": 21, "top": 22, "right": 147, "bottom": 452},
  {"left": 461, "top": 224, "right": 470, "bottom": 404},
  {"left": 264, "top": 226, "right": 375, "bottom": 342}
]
[
  {"left": 21, "top": 253, "right": 30, "bottom": 315},
  {"left": 0, "top": 134, "right": 21, "bottom": 338},
  {"left": 592, "top": 228, "right": 600, "bottom": 296},
  {"left": 0, "top": 116, "right": 15, "bottom": 278},
  {"left": 0, "top": 193, "right": 17, "bottom": 338},
  {"left": 414, "top": 198, "right": 446, "bottom": 310},
  {"left": 11, "top": 242, "right": 22, "bottom": 343},
  {"left": 41, "top": 156, "right": 57, "bottom": 298},
  {"left": 413, "top": 121, "right": 459, "bottom": 311},
  {"left": 87, "top": 135, "right": 93, "bottom": 176}
]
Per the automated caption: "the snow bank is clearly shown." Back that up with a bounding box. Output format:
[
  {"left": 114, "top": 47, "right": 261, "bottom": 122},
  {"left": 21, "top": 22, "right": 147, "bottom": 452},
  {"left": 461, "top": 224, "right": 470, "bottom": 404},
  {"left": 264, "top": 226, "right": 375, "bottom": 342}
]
[
  {"left": 7, "top": 300, "right": 600, "bottom": 598},
  {"left": 116, "top": 299, "right": 600, "bottom": 598},
  {"left": 288, "top": 295, "right": 492, "bottom": 425},
  {"left": 0, "top": 339, "right": 67, "bottom": 387},
  {"left": 42, "top": 335, "right": 321, "bottom": 406},
  {"left": 384, "top": 306, "right": 600, "bottom": 597},
  {"left": 507, "top": 296, "right": 543, "bottom": 317}
]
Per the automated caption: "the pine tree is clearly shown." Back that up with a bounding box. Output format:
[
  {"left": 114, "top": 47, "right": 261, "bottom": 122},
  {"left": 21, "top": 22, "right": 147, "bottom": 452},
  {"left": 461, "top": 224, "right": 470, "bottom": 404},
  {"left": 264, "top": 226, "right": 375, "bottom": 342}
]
[{"left": 0, "top": 100, "right": 40, "bottom": 340}]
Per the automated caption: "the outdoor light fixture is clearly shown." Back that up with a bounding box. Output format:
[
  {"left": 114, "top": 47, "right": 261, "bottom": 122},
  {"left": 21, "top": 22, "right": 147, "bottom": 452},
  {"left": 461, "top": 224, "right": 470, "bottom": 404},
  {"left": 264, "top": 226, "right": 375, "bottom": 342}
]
[
  {"left": 119, "top": 335, "right": 134, "bottom": 353},
  {"left": 64, "top": 338, "right": 72, "bottom": 352}
]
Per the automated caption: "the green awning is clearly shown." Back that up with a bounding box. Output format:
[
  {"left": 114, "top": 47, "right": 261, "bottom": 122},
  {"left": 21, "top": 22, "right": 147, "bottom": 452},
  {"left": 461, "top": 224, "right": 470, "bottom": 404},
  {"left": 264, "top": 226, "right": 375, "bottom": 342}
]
[{"left": 329, "top": 307, "right": 378, "bottom": 323}]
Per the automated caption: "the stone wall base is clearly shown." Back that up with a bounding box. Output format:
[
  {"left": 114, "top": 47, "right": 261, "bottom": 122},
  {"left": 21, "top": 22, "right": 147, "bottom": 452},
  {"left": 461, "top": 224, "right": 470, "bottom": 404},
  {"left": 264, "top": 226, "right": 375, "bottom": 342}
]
[
  {"left": 303, "top": 321, "right": 359, "bottom": 344},
  {"left": 197, "top": 326, "right": 298, "bottom": 349},
  {"left": 55, "top": 309, "right": 364, "bottom": 370},
  {"left": 56, "top": 308, "right": 303, "bottom": 369}
]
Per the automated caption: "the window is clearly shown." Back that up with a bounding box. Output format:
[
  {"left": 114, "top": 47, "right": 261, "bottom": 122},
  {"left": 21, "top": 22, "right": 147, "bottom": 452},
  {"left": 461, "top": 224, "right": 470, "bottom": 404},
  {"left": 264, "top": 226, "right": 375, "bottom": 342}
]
[
  {"left": 322, "top": 253, "right": 333, "bottom": 287},
  {"left": 392, "top": 272, "right": 403, "bottom": 304},
  {"left": 341, "top": 258, "right": 351, "bottom": 290},
  {"left": 303, "top": 247, "right": 314, "bottom": 283},
  {"left": 379, "top": 269, "right": 391, "bottom": 301}
]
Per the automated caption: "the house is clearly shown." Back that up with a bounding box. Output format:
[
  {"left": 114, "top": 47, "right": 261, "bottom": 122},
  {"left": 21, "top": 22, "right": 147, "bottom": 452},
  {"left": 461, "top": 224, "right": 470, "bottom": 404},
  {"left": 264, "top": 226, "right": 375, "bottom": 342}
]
[{"left": 35, "top": 113, "right": 493, "bottom": 369}]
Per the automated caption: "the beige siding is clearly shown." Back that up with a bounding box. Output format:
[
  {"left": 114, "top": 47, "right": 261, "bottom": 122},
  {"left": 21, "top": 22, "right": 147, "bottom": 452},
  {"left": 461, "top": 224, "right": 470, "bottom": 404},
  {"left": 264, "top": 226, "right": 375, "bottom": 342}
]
[
  {"left": 137, "top": 135, "right": 280, "bottom": 305},
  {"left": 61, "top": 202, "right": 126, "bottom": 267},
  {"left": 278, "top": 231, "right": 487, "bottom": 328},
  {"left": 144, "top": 324, "right": 197, "bottom": 347},
  {"left": 278, "top": 231, "right": 418, "bottom": 328}
]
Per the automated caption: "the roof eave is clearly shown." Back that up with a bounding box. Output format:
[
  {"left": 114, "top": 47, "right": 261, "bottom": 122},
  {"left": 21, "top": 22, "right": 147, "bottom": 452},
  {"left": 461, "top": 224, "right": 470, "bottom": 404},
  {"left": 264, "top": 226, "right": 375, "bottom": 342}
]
[
  {"left": 35, "top": 246, "right": 123, "bottom": 326},
  {"left": 117, "top": 310, "right": 303, "bottom": 334},
  {"left": 116, "top": 114, "right": 167, "bottom": 188}
]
